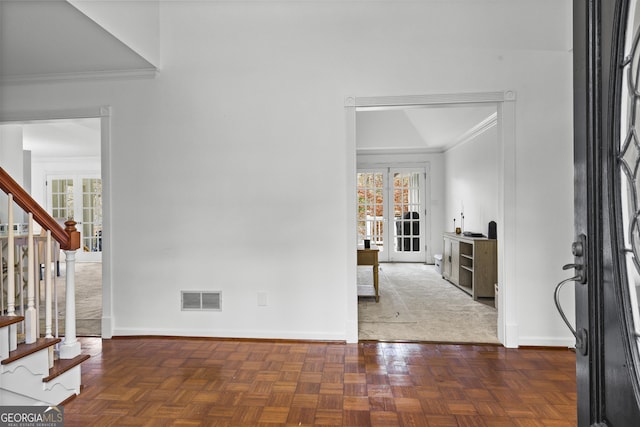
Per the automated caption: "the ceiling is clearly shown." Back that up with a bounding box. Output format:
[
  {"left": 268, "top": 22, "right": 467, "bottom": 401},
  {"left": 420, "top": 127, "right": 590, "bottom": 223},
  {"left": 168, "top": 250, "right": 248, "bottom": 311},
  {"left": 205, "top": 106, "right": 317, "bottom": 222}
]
[
  {"left": 0, "top": 0, "right": 153, "bottom": 82},
  {"left": 356, "top": 104, "right": 497, "bottom": 152},
  {"left": 19, "top": 119, "right": 101, "bottom": 159}
]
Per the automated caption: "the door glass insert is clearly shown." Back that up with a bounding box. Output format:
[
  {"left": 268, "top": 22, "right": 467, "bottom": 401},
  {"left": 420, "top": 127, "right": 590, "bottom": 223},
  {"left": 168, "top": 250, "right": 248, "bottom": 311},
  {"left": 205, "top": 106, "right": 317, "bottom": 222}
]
[
  {"left": 357, "top": 171, "right": 385, "bottom": 253},
  {"left": 48, "top": 175, "right": 102, "bottom": 261},
  {"left": 50, "top": 178, "right": 74, "bottom": 221},
  {"left": 618, "top": 0, "right": 640, "bottom": 358},
  {"left": 82, "top": 178, "right": 102, "bottom": 253},
  {"left": 392, "top": 170, "right": 422, "bottom": 254}
]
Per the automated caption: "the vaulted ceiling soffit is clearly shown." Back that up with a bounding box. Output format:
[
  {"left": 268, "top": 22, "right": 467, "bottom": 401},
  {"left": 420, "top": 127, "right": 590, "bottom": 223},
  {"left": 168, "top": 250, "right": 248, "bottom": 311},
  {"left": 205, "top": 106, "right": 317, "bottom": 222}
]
[{"left": 0, "top": 0, "right": 158, "bottom": 84}]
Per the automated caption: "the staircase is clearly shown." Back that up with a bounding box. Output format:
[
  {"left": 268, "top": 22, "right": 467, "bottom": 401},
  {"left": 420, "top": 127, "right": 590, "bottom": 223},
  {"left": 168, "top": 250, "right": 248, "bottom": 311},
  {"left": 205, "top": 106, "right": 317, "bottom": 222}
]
[
  {"left": 0, "top": 167, "right": 89, "bottom": 405},
  {"left": 0, "top": 316, "right": 88, "bottom": 405}
]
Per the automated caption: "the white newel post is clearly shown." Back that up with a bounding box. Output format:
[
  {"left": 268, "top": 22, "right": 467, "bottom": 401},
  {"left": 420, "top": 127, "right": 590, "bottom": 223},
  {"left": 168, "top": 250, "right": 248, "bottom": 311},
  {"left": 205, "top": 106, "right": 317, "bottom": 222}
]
[
  {"left": 59, "top": 248, "right": 80, "bottom": 359},
  {"left": 25, "top": 213, "right": 37, "bottom": 344}
]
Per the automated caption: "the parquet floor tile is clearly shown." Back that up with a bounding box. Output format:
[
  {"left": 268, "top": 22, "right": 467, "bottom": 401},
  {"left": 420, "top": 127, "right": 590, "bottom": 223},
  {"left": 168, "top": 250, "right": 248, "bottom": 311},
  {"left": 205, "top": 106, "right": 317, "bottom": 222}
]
[{"left": 63, "top": 338, "right": 577, "bottom": 426}]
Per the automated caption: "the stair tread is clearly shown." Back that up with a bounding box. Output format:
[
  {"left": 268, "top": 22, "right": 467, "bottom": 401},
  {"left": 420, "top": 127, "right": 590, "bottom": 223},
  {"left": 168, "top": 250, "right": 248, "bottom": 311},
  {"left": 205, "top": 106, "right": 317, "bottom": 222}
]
[
  {"left": 43, "top": 354, "right": 90, "bottom": 383},
  {"left": 0, "top": 316, "right": 25, "bottom": 328},
  {"left": 1, "top": 337, "right": 62, "bottom": 365}
]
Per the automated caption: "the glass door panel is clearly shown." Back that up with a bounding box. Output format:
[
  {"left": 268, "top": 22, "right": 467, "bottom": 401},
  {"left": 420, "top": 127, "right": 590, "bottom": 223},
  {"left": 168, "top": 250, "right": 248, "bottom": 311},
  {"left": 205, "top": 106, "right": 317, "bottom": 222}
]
[
  {"left": 357, "top": 167, "right": 426, "bottom": 262},
  {"left": 357, "top": 170, "right": 387, "bottom": 260},
  {"left": 390, "top": 168, "right": 425, "bottom": 262},
  {"left": 50, "top": 178, "right": 74, "bottom": 220},
  {"left": 48, "top": 175, "right": 102, "bottom": 262},
  {"left": 81, "top": 178, "right": 102, "bottom": 255}
]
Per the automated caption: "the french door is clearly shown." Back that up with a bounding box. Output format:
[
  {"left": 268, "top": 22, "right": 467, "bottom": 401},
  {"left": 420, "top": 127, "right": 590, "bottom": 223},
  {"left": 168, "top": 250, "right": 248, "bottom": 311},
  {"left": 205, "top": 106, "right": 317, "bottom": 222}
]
[
  {"left": 357, "top": 167, "right": 425, "bottom": 262},
  {"left": 47, "top": 174, "right": 102, "bottom": 262},
  {"left": 572, "top": 0, "right": 640, "bottom": 424}
]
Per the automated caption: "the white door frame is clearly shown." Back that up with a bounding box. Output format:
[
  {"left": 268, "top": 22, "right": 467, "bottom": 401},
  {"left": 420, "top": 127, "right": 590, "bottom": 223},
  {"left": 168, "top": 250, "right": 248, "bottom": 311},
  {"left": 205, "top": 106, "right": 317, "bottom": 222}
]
[
  {"left": 345, "top": 91, "right": 517, "bottom": 347},
  {"left": 0, "top": 106, "right": 113, "bottom": 339}
]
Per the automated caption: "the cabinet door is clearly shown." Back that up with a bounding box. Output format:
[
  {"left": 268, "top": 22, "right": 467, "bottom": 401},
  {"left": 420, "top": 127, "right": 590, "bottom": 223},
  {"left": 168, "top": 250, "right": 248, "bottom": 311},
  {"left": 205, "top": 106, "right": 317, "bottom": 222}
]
[
  {"left": 442, "top": 237, "right": 451, "bottom": 279},
  {"left": 450, "top": 239, "right": 460, "bottom": 285}
]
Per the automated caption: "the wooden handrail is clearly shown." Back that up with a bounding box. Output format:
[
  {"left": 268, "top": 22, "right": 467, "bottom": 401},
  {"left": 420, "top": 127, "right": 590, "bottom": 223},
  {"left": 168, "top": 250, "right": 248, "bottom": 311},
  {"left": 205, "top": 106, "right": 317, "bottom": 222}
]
[{"left": 0, "top": 167, "right": 80, "bottom": 250}]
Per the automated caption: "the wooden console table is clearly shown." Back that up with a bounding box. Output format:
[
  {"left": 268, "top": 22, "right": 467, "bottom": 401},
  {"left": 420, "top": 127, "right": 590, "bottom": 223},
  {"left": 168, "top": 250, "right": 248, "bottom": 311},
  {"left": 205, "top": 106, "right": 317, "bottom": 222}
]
[
  {"left": 442, "top": 232, "right": 497, "bottom": 300},
  {"left": 357, "top": 244, "right": 379, "bottom": 302}
]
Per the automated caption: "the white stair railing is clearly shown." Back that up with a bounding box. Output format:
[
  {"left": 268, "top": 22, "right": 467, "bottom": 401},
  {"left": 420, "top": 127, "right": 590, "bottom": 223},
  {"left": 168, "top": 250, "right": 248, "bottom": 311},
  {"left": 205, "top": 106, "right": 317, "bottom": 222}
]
[{"left": 1, "top": 193, "right": 78, "bottom": 359}]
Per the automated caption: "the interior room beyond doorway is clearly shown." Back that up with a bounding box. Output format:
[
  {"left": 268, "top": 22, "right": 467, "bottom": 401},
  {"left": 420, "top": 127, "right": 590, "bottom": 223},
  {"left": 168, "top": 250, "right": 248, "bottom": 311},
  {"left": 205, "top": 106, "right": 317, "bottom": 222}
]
[
  {"left": 1, "top": 118, "right": 104, "bottom": 337},
  {"left": 355, "top": 99, "right": 501, "bottom": 344}
]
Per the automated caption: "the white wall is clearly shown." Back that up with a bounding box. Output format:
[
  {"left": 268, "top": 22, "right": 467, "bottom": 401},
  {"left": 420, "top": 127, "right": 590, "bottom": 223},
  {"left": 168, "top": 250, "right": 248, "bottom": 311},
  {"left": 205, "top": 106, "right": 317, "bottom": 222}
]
[
  {"left": 444, "top": 126, "right": 499, "bottom": 237},
  {"left": 0, "top": 0, "right": 574, "bottom": 345},
  {"left": 0, "top": 125, "right": 25, "bottom": 222}
]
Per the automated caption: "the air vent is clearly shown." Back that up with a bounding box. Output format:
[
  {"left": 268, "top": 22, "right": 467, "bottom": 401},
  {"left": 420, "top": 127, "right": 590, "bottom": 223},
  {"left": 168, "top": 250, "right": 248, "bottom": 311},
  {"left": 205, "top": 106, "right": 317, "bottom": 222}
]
[{"left": 181, "top": 291, "right": 221, "bottom": 311}]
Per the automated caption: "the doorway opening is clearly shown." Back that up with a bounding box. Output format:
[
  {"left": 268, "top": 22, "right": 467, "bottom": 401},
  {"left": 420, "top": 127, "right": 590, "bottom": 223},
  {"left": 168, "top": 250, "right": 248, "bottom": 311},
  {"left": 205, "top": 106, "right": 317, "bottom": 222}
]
[
  {"left": 345, "top": 92, "right": 517, "bottom": 346},
  {"left": 0, "top": 108, "right": 111, "bottom": 338}
]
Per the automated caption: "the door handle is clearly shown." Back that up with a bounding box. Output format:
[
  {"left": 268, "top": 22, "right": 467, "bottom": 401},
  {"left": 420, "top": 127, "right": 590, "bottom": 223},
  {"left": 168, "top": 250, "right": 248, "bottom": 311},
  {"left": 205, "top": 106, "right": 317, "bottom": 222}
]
[
  {"left": 554, "top": 234, "right": 589, "bottom": 355},
  {"left": 562, "top": 234, "right": 587, "bottom": 284}
]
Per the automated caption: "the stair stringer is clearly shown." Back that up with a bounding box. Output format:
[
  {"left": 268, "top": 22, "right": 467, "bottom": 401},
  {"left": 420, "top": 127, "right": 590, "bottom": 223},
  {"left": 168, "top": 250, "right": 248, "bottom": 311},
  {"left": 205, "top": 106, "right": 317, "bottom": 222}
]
[{"left": 1, "top": 364, "right": 79, "bottom": 406}]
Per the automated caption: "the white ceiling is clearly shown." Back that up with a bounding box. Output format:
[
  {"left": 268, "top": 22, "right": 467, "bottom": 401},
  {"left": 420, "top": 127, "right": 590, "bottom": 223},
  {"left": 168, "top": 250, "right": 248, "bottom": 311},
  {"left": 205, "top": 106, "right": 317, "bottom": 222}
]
[
  {"left": 356, "top": 104, "right": 497, "bottom": 151},
  {"left": 404, "top": 105, "right": 497, "bottom": 149},
  {"left": 0, "top": 0, "right": 153, "bottom": 81},
  {"left": 20, "top": 118, "right": 101, "bottom": 159}
]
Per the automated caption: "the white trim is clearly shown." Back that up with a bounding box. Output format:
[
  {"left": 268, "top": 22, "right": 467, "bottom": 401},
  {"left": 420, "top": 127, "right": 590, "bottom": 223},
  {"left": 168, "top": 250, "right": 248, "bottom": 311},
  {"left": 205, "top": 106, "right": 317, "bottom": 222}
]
[
  {"left": 100, "top": 111, "right": 113, "bottom": 339},
  {"left": 345, "top": 103, "right": 358, "bottom": 343},
  {"left": 357, "top": 147, "right": 443, "bottom": 156},
  {"left": 444, "top": 112, "right": 498, "bottom": 153},
  {"left": 346, "top": 91, "right": 517, "bottom": 347},
  {"left": 0, "top": 68, "right": 157, "bottom": 86},
  {"left": 0, "top": 106, "right": 110, "bottom": 123},
  {"left": 498, "top": 99, "right": 517, "bottom": 348},
  {"left": 0, "top": 106, "right": 113, "bottom": 340},
  {"left": 352, "top": 91, "right": 513, "bottom": 108},
  {"left": 518, "top": 336, "right": 576, "bottom": 348},
  {"left": 112, "top": 327, "right": 348, "bottom": 342}
]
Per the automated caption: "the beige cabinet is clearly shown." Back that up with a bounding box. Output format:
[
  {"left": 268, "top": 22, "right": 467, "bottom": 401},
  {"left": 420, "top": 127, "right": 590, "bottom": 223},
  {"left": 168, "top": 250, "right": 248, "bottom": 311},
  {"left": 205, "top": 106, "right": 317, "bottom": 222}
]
[
  {"left": 442, "top": 235, "right": 459, "bottom": 284},
  {"left": 442, "top": 232, "right": 497, "bottom": 300}
]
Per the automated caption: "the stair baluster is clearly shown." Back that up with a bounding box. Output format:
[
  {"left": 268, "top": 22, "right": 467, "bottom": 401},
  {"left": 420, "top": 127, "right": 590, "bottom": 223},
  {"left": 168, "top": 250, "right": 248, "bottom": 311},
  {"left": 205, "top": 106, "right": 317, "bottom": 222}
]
[
  {"left": 7, "top": 194, "right": 17, "bottom": 352},
  {"left": 45, "top": 230, "right": 52, "bottom": 340},
  {"left": 25, "top": 213, "right": 36, "bottom": 344}
]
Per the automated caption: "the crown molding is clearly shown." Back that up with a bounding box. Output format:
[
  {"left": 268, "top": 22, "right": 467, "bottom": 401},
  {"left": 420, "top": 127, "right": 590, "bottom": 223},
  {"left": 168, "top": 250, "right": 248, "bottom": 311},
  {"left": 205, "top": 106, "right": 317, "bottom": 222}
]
[
  {"left": 357, "top": 147, "right": 443, "bottom": 156},
  {"left": 353, "top": 91, "right": 515, "bottom": 109},
  {"left": 443, "top": 112, "right": 498, "bottom": 152},
  {"left": 0, "top": 68, "right": 158, "bottom": 86}
]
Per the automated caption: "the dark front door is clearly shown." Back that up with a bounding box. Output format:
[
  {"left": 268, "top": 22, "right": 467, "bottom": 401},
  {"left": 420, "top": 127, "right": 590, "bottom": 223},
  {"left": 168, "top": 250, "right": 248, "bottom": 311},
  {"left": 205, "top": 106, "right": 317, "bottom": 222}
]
[{"left": 573, "top": 0, "right": 640, "bottom": 424}]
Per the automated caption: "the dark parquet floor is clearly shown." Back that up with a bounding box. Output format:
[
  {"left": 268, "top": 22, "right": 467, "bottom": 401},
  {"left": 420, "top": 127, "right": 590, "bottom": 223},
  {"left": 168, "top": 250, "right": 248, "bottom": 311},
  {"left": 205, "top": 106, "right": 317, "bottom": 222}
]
[{"left": 63, "top": 337, "right": 577, "bottom": 426}]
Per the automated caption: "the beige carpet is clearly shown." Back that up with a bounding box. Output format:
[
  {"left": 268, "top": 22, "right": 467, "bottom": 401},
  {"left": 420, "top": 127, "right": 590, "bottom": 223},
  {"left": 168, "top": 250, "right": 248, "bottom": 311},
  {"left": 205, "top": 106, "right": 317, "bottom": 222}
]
[
  {"left": 358, "top": 263, "right": 499, "bottom": 344},
  {"left": 38, "top": 262, "right": 102, "bottom": 337}
]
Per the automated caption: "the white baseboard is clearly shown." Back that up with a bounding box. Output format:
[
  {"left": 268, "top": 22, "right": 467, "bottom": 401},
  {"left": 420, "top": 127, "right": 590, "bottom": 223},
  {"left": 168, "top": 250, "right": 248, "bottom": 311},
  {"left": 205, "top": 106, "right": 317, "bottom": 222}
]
[
  {"left": 111, "top": 327, "right": 347, "bottom": 342},
  {"left": 517, "top": 336, "right": 576, "bottom": 348}
]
